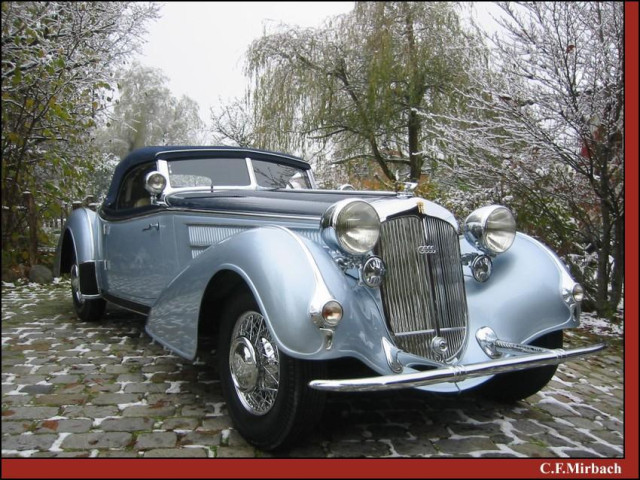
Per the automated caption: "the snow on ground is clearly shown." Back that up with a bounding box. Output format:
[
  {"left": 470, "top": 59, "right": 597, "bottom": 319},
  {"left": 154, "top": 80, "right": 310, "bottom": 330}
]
[{"left": 579, "top": 311, "right": 624, "bottom": 337}]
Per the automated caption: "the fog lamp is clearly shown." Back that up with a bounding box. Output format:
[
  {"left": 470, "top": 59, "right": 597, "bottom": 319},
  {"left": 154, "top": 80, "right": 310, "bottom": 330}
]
[
  {"left": 470, "top": 255, "right": 493, "bottom": 283},
  {"left": 361, "top": 256, "right": 386, "bottom": 288}
]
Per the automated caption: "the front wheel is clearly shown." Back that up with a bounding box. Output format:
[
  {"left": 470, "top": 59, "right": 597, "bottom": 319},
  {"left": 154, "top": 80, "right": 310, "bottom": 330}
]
[
  {"left": 218, "top": 291, "right": 326, "bottom": 451},
  {"left": 478, "top": 330, "right": 563, "bottom": 402},
  {"left": 70, "top": 262, "right": 105, "bottom": 322}
]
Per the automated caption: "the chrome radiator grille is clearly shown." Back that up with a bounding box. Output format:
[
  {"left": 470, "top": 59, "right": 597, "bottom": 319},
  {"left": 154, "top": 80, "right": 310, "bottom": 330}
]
[{"left": 377, "top": 215, "right": 468, "bottom": 362}]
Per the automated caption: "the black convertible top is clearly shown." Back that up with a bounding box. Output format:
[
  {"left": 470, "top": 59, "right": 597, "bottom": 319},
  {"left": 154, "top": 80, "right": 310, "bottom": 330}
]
[{"left": 103, "top": 146, "right": 310, "bottom": 210}]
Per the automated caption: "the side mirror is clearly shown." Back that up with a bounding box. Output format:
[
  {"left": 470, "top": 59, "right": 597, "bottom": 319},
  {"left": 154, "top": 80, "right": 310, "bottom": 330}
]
[
  {"left": 144, "top": 171, "right": 167, "bottom": 196},
  {"left": 338, "top": 184, "right": 355, "bottom": 191},
  {"left": 144, "top": 171, "right": 168, "bottom": 205}
]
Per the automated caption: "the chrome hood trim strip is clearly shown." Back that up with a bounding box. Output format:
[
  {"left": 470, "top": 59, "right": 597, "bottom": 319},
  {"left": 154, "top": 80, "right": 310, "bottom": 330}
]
[
  {"left": 308, "top": 342, "right": 606, "bottom": 392},
  {"left": 167, "top": 208, "right": 321, "bottom": 222}
]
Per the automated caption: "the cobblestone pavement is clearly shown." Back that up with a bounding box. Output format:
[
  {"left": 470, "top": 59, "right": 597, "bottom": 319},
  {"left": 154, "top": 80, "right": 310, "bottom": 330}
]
[{"left": 2, "top": 280, "right": 624, "bottom": 458}]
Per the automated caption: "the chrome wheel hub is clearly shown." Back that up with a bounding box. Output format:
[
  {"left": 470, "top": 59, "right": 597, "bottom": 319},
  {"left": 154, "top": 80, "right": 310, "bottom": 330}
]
[
  {"left": 230, "top": 337, "right": 259, "bottom": 392},
  {"left": 229, "top": 311, "right": 280, "bottom": 415}
]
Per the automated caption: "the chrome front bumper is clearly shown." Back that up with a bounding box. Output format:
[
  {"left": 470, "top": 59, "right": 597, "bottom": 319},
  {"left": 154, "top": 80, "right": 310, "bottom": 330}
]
[{"left": 308, "top": 340, "right": 606, "bottom": 392}]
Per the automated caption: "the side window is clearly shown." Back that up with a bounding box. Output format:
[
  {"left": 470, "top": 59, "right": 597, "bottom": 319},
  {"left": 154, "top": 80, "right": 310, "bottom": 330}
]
[{"left": 116, "top": 163, "right": 156, "bottom": 210}]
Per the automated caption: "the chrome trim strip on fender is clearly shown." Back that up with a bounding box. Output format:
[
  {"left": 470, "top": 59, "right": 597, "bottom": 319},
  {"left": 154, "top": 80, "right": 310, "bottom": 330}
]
[
  {"left": 267, "top": 225, "right": 334, "bottom": 327},
  {"left": 308, "top": 342, "right": 606, "bottom": 392},
  {"left": 267, "top": 225, "right": 332, "bottom": 296}
]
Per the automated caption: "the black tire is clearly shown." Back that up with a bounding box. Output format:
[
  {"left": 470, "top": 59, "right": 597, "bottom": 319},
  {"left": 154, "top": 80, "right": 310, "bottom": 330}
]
[
  {"left": 478, "top": 330, "right": 563, "bottom": 402},
  {"left": 218, "top": 291, "right": 326, "bottom": 451},
  {"left": 70, "top": 260, "right": 105, "bottom": 322}
]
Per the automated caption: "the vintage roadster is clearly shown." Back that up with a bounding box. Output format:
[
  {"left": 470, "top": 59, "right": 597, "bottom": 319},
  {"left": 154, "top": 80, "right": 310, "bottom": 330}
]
[{"left": 55, "top": 146, "right": 605, "bottom": 451}]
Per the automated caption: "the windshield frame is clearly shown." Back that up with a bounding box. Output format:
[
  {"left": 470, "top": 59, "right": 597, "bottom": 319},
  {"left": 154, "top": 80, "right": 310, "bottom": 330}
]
[{"left": 156, "top": 157, "right": 317, "bottom": 196}]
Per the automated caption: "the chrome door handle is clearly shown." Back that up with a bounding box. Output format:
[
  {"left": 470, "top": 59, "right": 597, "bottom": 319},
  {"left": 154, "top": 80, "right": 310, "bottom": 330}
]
[{"left": 143, "top": 222, "right": 160, "bottom": 231}]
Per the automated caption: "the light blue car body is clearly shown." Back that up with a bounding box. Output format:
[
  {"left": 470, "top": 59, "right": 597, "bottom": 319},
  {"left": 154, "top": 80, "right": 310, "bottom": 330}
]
[{"left": 56, "top": 146, "right": 587, "bottom": 394}]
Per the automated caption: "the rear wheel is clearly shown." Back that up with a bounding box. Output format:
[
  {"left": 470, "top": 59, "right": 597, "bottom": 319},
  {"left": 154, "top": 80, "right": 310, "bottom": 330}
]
[
  {"left": 70, "top": 260, "right": 105, "bottom": 322},
  {"left": 218, "top": 291, "right": 326, "bottom": 451},
  {"left": 479, "top": 330, "right": 563, "bottom": 402}
]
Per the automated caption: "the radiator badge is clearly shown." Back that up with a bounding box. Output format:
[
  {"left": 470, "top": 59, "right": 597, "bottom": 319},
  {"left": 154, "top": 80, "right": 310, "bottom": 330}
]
[{"left": 418, "top": 245, "right": 437, "bottom": 255}]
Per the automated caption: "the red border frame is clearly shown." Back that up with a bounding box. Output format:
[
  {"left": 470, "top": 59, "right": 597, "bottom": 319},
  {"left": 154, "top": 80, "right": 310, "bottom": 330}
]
[
  {"left": 2, "top": 2, "right": 638, "bottom": 479},
  {"left": 0, "top": 458, "right": 635, "bottom": 479}
]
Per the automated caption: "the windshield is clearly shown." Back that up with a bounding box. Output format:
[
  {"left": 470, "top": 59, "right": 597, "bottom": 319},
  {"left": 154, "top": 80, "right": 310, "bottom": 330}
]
[
  {"left": 167, "top": 158, "right": 251, "bottom": 189},
  {"left": 165, "top": 157, "right": 312, "bottom": 191},
  {"left": 252, "top": 159, "right": 311, "bottom": 189}
]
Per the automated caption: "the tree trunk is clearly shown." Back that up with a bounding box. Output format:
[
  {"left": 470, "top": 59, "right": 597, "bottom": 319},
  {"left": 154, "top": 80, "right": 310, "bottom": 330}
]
[
  {"left": 402, "top": 2, "right": 424, "bottom": 183},
  {"left": 369, "top": 136, "right": 397, "bottom": 182},
  {"left": 609, "top": 210, "right": 624, "bottom": 313},
  {"left": 408, "top": 109, "right": 422, "bottom": 182},
  {"left": 23, "top": 191, "right": 39, "bottom": 267}
]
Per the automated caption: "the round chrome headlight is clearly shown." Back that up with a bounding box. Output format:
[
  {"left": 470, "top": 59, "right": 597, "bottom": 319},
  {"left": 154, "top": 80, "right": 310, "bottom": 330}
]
[
  {"left": 321, "top": 200, "right": 380, "bottom": 255},
  {"left": 464, "top": 205, "right": 516, "bottom": 255}
]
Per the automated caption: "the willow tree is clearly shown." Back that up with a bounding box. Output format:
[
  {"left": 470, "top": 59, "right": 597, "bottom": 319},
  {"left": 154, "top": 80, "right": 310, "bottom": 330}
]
[
  {"left": 245, "top": 1, "right": 474, "bottom": 185},
  {"left": 99, "top": 63, "right": 206, "bottom": 159},
  {"left": 90, "top": 63, "right": 206, "bottom": 198}
]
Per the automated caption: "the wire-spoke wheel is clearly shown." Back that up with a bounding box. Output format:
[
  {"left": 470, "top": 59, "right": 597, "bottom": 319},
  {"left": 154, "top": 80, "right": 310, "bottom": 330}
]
[
  {"left": 218, "top": 291, "right": 326, "bottom": 451},
  {"left": 229, "top": 311, "right": 280, "bottom": 415}
]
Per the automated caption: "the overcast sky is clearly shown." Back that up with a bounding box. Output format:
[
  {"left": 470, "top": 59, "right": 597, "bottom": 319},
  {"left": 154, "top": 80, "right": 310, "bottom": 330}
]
[
  {"left": 134, "top": 2, "right": 354, "bottom": 120},
  {"left": 134, "top": 2, "right": 503, "bottom": 122}
]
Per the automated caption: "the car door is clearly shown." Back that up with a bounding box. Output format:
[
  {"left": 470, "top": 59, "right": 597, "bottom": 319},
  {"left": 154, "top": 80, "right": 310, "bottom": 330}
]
[{"left": 103, "top": 162, "right": 177, "bottom": 304}]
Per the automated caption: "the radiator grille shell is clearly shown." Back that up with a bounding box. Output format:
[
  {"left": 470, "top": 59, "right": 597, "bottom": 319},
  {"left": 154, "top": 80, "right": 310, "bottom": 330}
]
[{"left": 377, "top": 215, "right": 469, "bottom": 363}]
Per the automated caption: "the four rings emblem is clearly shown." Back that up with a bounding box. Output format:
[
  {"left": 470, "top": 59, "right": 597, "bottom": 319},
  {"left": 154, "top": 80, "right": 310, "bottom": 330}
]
[{"left": 417, "top": 245, "right": 437, "bottom": 255}]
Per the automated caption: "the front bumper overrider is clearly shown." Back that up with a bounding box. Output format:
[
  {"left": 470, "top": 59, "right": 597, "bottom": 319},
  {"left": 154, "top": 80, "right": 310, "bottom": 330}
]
[{"left": 308, "top": 337, "right": 606, "bottom": 392}]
